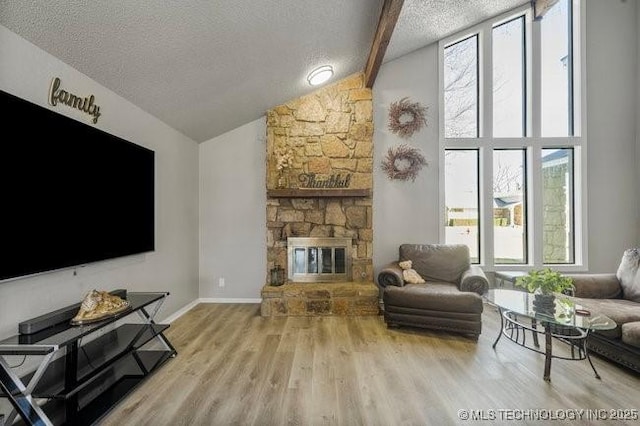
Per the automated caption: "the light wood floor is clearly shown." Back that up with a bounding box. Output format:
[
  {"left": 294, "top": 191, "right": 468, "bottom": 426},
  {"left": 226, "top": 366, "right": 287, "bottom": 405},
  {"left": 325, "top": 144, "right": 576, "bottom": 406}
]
[{"left": 102, "top": 303, "right": 640, "bottom": 426}]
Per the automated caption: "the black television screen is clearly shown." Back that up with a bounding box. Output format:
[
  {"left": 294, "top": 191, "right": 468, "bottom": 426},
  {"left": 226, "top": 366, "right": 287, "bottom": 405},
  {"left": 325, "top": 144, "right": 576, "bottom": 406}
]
[{"left": 0, "top": 90, "right": 155, "bottom": 281}]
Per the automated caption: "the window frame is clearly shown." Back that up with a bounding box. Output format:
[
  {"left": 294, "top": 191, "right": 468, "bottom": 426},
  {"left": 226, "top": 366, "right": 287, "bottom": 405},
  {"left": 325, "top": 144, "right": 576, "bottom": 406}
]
[{"left": 438, "top": 0, "right": 588, "bottom": 272}]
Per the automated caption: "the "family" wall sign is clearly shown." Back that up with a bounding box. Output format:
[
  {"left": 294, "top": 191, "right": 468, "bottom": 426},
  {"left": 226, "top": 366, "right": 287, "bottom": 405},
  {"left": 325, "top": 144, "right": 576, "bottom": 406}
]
[{"left": 48, "top": 77, "right": 102, "bottom": 124}]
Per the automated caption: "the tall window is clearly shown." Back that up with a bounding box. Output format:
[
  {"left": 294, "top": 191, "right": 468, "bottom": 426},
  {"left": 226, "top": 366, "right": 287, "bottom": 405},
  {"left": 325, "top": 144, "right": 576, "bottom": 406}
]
[
  {"left": 441, "top": 0, "right": 584, "bottom": 270},
  {"left": 445, "top": 150, "right": 480, "bottom": 262},
  {"left": 493, "top": 149, "right": 527, "bottom": 264},
  {"left": 541, "top": 0, "right": 573, "bottom": 136},
  {"left": 542, "top": 148, "right": 574, "bottom": 263},
  {"left": 493, "top": 16, "right": 525, "bottom": 137},
  {"left": 444, "top": 36, "right": 479, "bottom": 138}
]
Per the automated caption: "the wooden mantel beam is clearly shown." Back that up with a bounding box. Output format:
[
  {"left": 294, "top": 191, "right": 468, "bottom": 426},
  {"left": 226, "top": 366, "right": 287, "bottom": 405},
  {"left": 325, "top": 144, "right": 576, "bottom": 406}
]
[{"left": 364, "top": 0, "right": 404, "bottom": 88}]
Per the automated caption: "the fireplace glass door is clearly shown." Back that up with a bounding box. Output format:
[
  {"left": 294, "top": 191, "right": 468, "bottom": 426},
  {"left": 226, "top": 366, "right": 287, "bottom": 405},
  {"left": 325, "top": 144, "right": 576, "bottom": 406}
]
[{"left": 288, "top": 238, "right": 351, "bottom": 282}]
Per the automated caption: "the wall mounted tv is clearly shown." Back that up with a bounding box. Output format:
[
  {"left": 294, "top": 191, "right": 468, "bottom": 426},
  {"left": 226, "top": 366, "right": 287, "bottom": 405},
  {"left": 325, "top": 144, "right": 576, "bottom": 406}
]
[{"left": 0, "top": 89, "right": 155, "bottom": 281}]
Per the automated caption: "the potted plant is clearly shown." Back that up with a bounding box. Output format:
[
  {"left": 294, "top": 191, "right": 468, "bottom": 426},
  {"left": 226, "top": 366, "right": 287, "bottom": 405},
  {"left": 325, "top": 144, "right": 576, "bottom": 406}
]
[{"left": 515, "top": 268, "right": 574, "bottom": 312}]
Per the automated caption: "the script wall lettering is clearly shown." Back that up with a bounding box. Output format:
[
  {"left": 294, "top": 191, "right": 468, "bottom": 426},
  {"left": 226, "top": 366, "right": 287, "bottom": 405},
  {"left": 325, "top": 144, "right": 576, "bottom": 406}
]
[
  {"left": 298, "top": 173, "right": 352, "bottom": 189},
  {"left": 48, "top": 77, "right": 102, "bottom": 124}
]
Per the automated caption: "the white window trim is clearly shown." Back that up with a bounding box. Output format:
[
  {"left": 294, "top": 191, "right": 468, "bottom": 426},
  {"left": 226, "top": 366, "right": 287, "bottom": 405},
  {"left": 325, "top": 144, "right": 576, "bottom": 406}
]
[{"left": 438, "top": 0, "right": 588, "bottom": 272}]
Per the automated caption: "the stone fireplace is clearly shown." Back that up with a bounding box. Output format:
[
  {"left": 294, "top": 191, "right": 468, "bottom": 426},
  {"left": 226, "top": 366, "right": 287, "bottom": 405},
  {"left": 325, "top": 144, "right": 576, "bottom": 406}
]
[{"left": 261, "top": 73, "right": 378, "bottom": 317}]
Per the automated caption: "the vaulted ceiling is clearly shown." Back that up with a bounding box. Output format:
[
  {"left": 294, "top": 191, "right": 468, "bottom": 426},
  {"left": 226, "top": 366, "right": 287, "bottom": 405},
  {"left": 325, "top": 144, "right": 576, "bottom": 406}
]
[{"left": 0, "top": 0, "right": 525, "bottom": 142}]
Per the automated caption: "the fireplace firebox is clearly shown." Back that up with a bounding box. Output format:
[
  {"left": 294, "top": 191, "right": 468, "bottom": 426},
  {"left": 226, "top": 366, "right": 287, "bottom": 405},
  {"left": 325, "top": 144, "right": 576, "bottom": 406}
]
[{"left": 287, "top": 237, "right": 352, "bottom": 282}]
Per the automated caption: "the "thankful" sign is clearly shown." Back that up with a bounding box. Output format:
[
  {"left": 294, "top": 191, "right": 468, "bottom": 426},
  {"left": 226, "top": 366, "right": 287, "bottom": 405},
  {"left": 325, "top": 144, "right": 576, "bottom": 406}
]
[{"left": 298, "top": 173, "right": 352, "bottom": 189}]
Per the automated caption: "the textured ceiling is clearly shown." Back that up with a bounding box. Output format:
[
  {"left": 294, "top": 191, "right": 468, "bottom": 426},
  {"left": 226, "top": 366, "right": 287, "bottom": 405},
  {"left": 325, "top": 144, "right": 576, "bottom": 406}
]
[
  {"left": 385, "top": 0, "right": 528, "bottom": 62},
  {"left": 0, "top": 0, "right": 384, "bottom": 142},
  {"left": 1, "top": 0, "right": 527, "bottom": 143}
]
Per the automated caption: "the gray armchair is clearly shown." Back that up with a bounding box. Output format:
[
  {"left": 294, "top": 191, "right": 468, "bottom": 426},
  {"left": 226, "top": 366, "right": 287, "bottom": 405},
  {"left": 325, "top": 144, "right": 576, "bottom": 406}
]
[{"left": 378, "top": 244, "right": 489, "bottom": 338}]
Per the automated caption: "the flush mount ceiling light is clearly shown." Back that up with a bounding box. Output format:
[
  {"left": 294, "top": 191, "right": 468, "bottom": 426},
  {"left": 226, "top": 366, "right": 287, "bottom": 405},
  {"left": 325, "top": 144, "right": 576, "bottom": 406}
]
[{"left": 307, "top": 65, "right": 333, "bottom": 86}]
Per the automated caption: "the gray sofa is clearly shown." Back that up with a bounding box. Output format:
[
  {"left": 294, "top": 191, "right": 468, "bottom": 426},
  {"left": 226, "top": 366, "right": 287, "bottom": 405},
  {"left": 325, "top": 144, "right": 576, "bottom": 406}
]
[
  {"left": 567, "top": 273, "right": 640, "bottom": 373},
  {"left": 378, "top": 244, "right": 489, "bottom": 338}
]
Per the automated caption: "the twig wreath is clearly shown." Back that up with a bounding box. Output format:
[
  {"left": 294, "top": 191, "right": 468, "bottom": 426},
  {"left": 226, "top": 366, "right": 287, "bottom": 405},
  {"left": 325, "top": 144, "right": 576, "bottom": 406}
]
[
  {"left": 388, "top": 97, "right": 427, "bottom": 138},
  {"left": 381, "top": 144, "right": 427, "bottom": 182}
]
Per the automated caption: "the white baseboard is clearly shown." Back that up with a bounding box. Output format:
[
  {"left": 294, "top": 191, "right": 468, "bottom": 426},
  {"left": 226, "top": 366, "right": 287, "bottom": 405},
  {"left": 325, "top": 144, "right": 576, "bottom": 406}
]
[
  {"left": 162, "top": 297, "right": 262, "bottom": 323},
  {"left": 162, "top": 299, "right": 200, "bottom": 324},
  {"left": 199, "top": 298, "right": 262, "bottom": 304}
]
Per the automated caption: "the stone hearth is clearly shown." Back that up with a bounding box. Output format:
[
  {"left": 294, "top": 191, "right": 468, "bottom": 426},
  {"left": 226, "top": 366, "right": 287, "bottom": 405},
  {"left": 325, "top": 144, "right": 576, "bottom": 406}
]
[
  {"left": 266, "top": 197, "right": 373, "bottom": 283},
  {"left": 261, "top": 282, "right": 379, "bottom": 317}
]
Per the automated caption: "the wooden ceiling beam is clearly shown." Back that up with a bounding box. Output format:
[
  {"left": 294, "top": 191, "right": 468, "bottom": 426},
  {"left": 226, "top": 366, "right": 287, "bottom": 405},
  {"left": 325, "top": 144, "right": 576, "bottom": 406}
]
[
  {"left": 364, "top": 0, "right": 404, "bottom": 88},
  {"left": 532, "top": 0, "right": 560, "bottom": 20}
]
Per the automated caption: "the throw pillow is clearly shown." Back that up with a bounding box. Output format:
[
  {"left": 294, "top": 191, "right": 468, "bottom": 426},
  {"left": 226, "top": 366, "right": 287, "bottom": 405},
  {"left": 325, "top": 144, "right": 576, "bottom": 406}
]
[
  {"left": 616, "top": 248, "right": 640, "bottom": 303},
  {"left": 399, "top": 260, "right": 425, "bottom": 284}
]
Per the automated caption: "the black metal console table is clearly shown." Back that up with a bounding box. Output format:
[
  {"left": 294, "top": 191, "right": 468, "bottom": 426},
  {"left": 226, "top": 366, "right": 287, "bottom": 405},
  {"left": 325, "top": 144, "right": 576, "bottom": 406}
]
[{"left": 0, "top": 292, "right": 176, "bottom": 426}]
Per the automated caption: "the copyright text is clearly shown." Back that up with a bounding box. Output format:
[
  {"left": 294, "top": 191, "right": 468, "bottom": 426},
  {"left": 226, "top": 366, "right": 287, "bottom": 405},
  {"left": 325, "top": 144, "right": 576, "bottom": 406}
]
[{"left": 457, "top": 409, "right": 639, "bottom": 422}]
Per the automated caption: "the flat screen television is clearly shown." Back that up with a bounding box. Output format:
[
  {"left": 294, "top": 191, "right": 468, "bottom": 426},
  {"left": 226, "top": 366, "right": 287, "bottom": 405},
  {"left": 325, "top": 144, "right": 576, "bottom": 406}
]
[{"left": 0, "top": 89, "right": 155, "bottom": 281}]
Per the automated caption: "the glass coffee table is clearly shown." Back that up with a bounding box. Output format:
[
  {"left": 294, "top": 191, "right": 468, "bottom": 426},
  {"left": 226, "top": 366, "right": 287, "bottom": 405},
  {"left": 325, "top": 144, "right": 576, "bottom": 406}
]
[{"left": 485, "top": 289, "right": 616, "bottom": 381}]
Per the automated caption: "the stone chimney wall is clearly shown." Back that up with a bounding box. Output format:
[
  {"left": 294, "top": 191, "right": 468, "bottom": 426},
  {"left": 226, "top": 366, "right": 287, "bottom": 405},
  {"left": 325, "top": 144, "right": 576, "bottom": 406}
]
[{"left": 265, "top": 73, "right": 373, "bottom": 283}]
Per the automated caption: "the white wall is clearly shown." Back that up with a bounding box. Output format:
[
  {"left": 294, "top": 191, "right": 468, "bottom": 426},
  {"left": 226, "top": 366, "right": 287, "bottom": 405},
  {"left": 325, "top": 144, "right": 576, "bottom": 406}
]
[
  {"left": 372, "top": 44, "right": 440, "bottom": 276},
  {"left": 371, "top": 0, "right": 639, "bottom": 274},
  {"left": 0, "top": 26, "right": 200, "bottom": 339},
  {"left": 585, "top": 0, "right": 639, "bottom": 268},
  {"left": 199, "top": 119, "right": 266, "bottom": 300}
]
